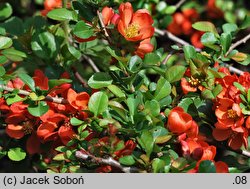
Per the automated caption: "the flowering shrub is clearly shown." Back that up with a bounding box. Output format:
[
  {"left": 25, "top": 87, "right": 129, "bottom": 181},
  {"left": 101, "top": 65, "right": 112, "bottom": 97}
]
[{"left": 0, "top": 0, "right": 250, "bottom": 173}]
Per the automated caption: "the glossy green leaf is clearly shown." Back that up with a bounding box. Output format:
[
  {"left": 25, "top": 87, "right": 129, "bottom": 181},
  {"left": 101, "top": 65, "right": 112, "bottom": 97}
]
[
  {"left": 152, "top": 158, "right": 165, "bottom": 173},
  {"left": 222, "top": 23, "right": 238, "bottom": 34},
  {"left": 88, "top": 72, "right": 113, "bottom": 89},
  {"left": 6, "top": 94, "right": 24, "bottom": 105},
  {"left": 154, "top": 77, "right": 171, "bottom": 101},
  {"left": 0, "top": 65, "right": 5, "bottom": 76},
  {"left": 119, "top": 155, "right": 135, "bottom": 166},
  {"left": 28, "top": 101, "right": 49, "bottom": 117},
  {"left": 8, "top": 148, "right": 26, "bottom": 161},
  {"left": 18, "top": 73, "right": 36, "bottom": 91},
  {"left": 220, "top": 33, "right": 232, "bottom": 54},
  {"left": 128, "top": 55, "right": 142, "bottom": 73},
  {"left": 0, "top": 36, "right": 12, "bottom": 49},
  {"left": 1, "top": 48, "right": 27, "bottom": 61},
  {"left": 192, "top": 21, "right": 218, "bottom": 36},
  {"left": 73, "top": 21, "right": 94, "bottom": 39},
  {"left": 48, "top": 79, "right": 72, "bottom": 89},
  {"left": 70, "top": 117, "right": 84, "bottom": 126},
  {"left": 165, "top": 65, "right": 186, "bottom": 83},
  {"left": 0, "top": 3, "right": 13, "bottom": 21},
  {"left": 47, "top": 8, "right": 77, "bottom": 21},
  {"left": 201, "top": 32, "right": 218, "bottom": 45},
  {"left": 107, "top": 85, "right": 125, "bottom": 98},
  {"left": 144, "top": 100, "right": 160, "bottom": 116},
  {"left": 88, "top": 91, "right": 109, "bottom": 116},
  {"left": 144, "top": 52, "right": 161, "bottom": 65},
  {"left": 139, "top": 130, "right": 154, "bottom": 157}
]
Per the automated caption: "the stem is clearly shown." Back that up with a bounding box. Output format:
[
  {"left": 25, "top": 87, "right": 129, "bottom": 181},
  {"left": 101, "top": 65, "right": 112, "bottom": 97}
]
[
  {"left": 71, "top": 67, "right": 88, "bottom": 88},
  {"left": 175, "top": 0, "right": 187, "bottom": 9},
  {"left": 0, "top": 84, "right": 68, "bottom": 104},
  {"left": 225, "top": 33, "right": 250, "bottom": 56},
  {"left": 75, "top": 150, "right": 140, "bottom": 173},
  {"left": 83, "top": 55, "right": 100, "bottom": 72},
  {"left": 97, "top": 10, "right": 112, "bottom": 44}
]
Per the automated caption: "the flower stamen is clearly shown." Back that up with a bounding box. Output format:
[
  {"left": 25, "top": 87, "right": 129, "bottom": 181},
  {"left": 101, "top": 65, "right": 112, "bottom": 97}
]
[
  {"left": 188, "top": 76, "right": 200, "bottom": 87},
  {"left": 125, "top": 24, "right": 139, "bottom": 38},
  {"left": 227, "top": 109, "right": 238, "bottom": 119}
]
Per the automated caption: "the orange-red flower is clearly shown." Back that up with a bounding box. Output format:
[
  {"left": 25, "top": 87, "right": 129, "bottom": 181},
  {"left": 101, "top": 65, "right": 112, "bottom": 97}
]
[
  {"left": 102, "top": 7, "right": 115, "bottom": 26},
  {"left": 207, "top": 0, "right": 224, "bottom": 19},
  {"left": 134, "top": 38, "right": 154, "bottom": 58},
  {"left": 117, "top": 2, "right": 154, "bottom": 42},
  {"left": 41, "top": 0, "right": 62, "bottom": 16},
  {"left": 33, "top": 69, "right": 49, "bottom": 90},
  {"left": 190, "top": 31, "right": 204, "bottom": 49},
  {"left": 167, "top": 107, "right": 198, "bottom": 138},
  {"left": 67, "top": 88, "right": 90, "bottom": 111},
  {"left": 214, "top": 98, "right": 244, "bottom": 129}
]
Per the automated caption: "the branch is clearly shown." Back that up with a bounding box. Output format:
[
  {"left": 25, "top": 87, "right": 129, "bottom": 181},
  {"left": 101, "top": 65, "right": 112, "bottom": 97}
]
[
  {"left": 0, "top": 84, "right": 68, "bottom": 104},
  {"left": 75, "top": 150, "right": 140, "bottom": 173},
  {"left": 97, "top": 10, "right": 112, "bottom": 44},
  {"left": 83, "top": 55, "right": 100, "bottom": 72},
  {"left": 155, "top": 28, "right": 245, "bottom": 75},
  {"left": 175, "top": 0, "right": 187, "bottom": 9},
  {"left": 71, "top": 67, "right": 88, "bottom": 88},
  {"left": 225, "top": 33, "right": 250, "bottom": 56}
]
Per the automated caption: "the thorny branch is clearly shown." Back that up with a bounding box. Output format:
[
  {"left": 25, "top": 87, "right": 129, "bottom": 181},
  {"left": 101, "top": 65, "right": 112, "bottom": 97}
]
[
  {"left": 0, "top": 84, "right": 68, "bottom": 104},
  {"left": 75, "top": 150, "right": 140, "bottom": 173},
  {"left": 82, "top": 55, "right": 100, "bottom": 73},
  {"left": 175, "top": 0, "right": 187, "bottom": 10}
]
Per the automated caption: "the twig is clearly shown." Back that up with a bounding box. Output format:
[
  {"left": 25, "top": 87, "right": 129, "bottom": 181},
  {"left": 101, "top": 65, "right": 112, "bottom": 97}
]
[
  {"left": 162, "top": 50, "right": 175, "bottom": 65},
  {"left": 155, "top": 28, "right": 191, "bottom": 47},
  {"left": 97, "top": 10, "right": 112, "bottom": 44},
  {"left": 83, "top": 55, "right": 100, "bottom": 72},
  {"left": 175, "top": 0, "right": 187, "bottom": 9},
  {"left": 71, "top": 67, "right": 88, "bottom": 88},
  {"left": 75, "top": 150, "right": 140, "bottom": 173},
  {"left": 62, "top": 0, "right": 69, "bottom": 43},
  {"left": 155, "top": 28, "right": 246, "bottom": 75},
  {"left": 225, "top": 33, "right": 250, "bottom": 56},
  {"left": 0, "top": 84, "right": 68, "bottom": 104}
]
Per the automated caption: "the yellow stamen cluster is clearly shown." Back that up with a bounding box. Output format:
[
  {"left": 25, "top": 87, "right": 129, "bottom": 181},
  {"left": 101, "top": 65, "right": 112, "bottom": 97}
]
[
  {"left": 125, "top": 24, "right": 139, "bottom": 38},
  {"left": 227, "top": 109, "right": 238, "bottom": 119},
  {"left": 188, "top": 76, "right": 201, "bottom": 87}
]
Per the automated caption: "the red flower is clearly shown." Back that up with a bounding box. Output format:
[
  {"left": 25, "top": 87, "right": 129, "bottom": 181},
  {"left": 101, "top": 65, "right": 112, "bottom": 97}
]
[
  {"left": 134, "top": 38, "right": 154, "bottom": 58},
  {"left": 67, "top": 88, "right": 90, "bottom": 111},
  {"left": 41, "top": 0, "right": 62, "bottom": 16},
  {"left": 102, "top": 7, "right": 115, "bottom": 26},
  {"left": 167, "top": 107, "right": 198, "bottom": 138},
  {"left": 33, "top": 69, "right": 49, "bottom": 90},
  {"left": 246, "top": 116, "right": 250, "bottom": 129},
  {"left": 191, "top": 31, "right": 204, "bottom": 49},
  {"left": 114, "top": 140, "right": 136, "bottom": 157},
  {"left": 207, "top": 0, "right": 224, "bottom": 19},
  {"left": 214, "top": 98, "right": 244, "bottom": 129},
  {"left": 117, "top": 2, "right": 154, "bottom": 42}
]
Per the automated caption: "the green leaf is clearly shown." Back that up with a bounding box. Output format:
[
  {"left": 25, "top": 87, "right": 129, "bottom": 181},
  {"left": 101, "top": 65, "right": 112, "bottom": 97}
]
[
  {"left": 88, "top": 72, "right": 113, "bottom": 89},
  {"left": 164, "top": 5, "right": 176, "bottom": 14},
  {"left": 144, "top": 52, "right": 161, "bottom": 65},
  {"left": 220, "top": 33, "right": 232, "bottom": 54},
  {"left": 1, "top": 48, "right": 27, "bottom": 61},
  {"left": 128, "top": 55, "right": 142, "bottom": 73},
  {"left": 240, "top": 15, "right": 250, "bottom": 29},
  {"left": 107, "top": 85, "right": 125, "bottom": 98},
  {"left": 192, "top": 21, "right": 218, "bottom": 36},
  {"left": 154, "top": 77, "right": 171, "bottom": 101},
  {"left": 73, "top": 20, "right": 94, "bottom": 39},
  {"left": 201, "top": 32, "right": 218, "bottom": 45},
  {"left": 8, "top": 148, "right": 26, "bottom": 161},
  {"left": 18, "top": 73, "right": 36, "bottom": 91},
  {"left": 71, "top": 1, "right": 94, "bottom": 22},
  {"left": 53, "top": 153, "right": 66, "bottom": 161},
  {"left": 183, "top": 45, "right": 196, "bottom": 61},
  {"left": 31, "top": 31, "right": 57, "bottom": 60},
  {"left": 165, "top": 65, "right": 186, "bottom": 83},
  {"left": 28, "top": 101, "right": 49, "bottom": 117},
  {"left": 198, "top": 160, "right": 216, "bottom": 173},
  {"left": 152, "top": 158, "right": 165, "bottom": 173},
  {"left": 0, "top": 3, "right": 13, "bottom": 21},
  {"left": 139, "top": 130, "right": 154, "bottom": 157},
  {"left": 127, "top": 97, "right": 139, "bottom": 120},
  {"left": 0, "top": 36, "right": 12, "bottom": 50},
  {"left": 247, "top": 89, "right": 250, "bottom": 104},
  {"left": 0, "top": 55, "right": 8, "bottom": 64},
  {"left": 144, "top": 100, "right": 160, "bottom": 116},
  {"left": 119, "top": 155, "right": 135, "bottom": 166},
  {"left": 70, "top": 117, "right": 84, "bottom": 126},
  {"left": 47, "top": 8, "right": 77, "bottom": 21},
  {"left": 6, "top": 94, "right": 24, "bottom": 105},
  {"left": 0, "top": 65, "right": 5, "bottom": 76},
  {"left": 222, "top": 23, "right": 238, "bottom": 34},
  {"left": 88, "top": 91, "right": 109, "bottom": 116}
]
